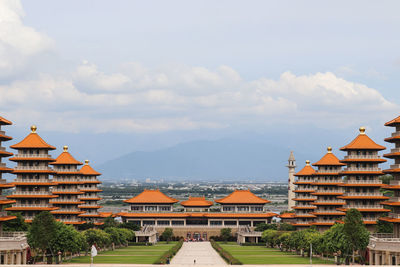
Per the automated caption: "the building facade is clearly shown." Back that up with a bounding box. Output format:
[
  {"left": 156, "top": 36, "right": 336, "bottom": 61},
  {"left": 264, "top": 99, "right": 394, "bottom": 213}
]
[
  {"left": 0, "top": 117, "right": 29, "bottom": 265},
  {"left": 118, "top": 189, "right": 276, "bottom": 240},
  {"left": 50, "top": 146, "right": 85, "bottom": 225},
  {"left": 6, "top": 126, "right": 59, "bottom": 222},
  {"left": 338, "top": 127, "right": 389, "bottom": 230},
  {"left": 78, "top": 160, "right": 104, "bottom": 225},
  {"left": 292, "top": 160, "right": 317, "bottom": 228},
  {"left": 311, "top": 147, "right": 346, "bottom": 231}
]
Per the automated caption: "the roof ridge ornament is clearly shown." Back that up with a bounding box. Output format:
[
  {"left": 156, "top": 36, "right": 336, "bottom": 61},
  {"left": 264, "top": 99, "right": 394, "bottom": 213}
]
[
  {"left": 84, "top": 159, "right": 89, "bottom": 165},
  {"left": 327, "top": 146, "right": 332, "bottom": 153},
  {"left": 31, "top": 125, "right": 37, "bottom": 133},
  {"left": 305, "top": 160, "right": 310, "bottom": 166},
  {"left": 63, "top": 146, "right": 68, "bottom": 152},
  {"left": 359, "top": 126, "right": 366, "bottom": 135}
]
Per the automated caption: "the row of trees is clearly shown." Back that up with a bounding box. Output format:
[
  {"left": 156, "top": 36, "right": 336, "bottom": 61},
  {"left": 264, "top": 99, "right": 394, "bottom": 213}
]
[
  {"left": 27, "top": 212, "right": 136, "bottom": 264},
  {"left": 262, "top": 209, "right": 370, "bottom": 264}
]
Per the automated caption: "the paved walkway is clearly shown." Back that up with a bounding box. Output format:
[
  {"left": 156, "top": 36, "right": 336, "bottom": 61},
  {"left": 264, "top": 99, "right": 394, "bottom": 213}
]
[{"left": 170, "top": 241, "right": 227, "bottom": 265}]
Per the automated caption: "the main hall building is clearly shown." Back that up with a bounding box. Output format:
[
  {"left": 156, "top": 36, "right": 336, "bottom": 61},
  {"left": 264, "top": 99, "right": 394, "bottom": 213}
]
[{"left": 118, "top": 189, "right": 277, "bottom": 240}]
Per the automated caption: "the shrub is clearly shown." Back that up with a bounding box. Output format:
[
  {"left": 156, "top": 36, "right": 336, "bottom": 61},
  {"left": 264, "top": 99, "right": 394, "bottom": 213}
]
[
  {"left": 154, "top": 239, "right": 184, "bottom": 264},
  {"left": 210, "top": 240, "right": 242, "bottom": 265}
]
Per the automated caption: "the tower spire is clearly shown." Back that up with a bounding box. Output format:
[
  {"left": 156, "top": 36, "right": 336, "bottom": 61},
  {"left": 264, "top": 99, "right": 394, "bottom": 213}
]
[{"left": 287, "top": 151, "right": 296, "bottom": 211}]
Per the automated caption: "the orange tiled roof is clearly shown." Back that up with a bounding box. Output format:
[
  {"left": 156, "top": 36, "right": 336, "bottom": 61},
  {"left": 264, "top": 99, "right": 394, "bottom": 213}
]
[
  {"left": 278, "top": 212, "right": 296, "bottom": 219},
  {"left": 124, "top": 189, "right": 179, "bottom": 204},
  {"left": 295, "top": 161, "right": 315, "bottom": 176},
  {"left": 0, "top": 116, "right": 12, "bottom": 125},
  {"left": 385, "top": 115, "right": 400, "bottom": 127},
  {"left": 215, "top": 190, "right": 270, "bottom": 204},
  {"left": 313, "top": 147, "right": 345, "bottom": 166},
  {"left": 340, "top": 127, "right": 385, "bottom": 151},
  {"left": 52, "top": 147, "right": 83, "bottom": 165},
  {"left": 80, "top": 160, "right": 101, "bottom": 175},
  {"left": 99, "top": 212, "right": 115, "bottom": 218},
  {"left": 181, "top": 196, "right": 213, "bottom": 207},
  {"left": 10, "top": 126, "right": 56, "bottom": 150}
]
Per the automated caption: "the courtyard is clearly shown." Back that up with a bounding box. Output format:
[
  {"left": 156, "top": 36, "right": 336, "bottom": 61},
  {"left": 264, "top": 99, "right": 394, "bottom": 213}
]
[
  {"left": 63, "top": 242, "right": 178, "bottom": 264},
  {"left": 218, "top": 242, "right": 333, "bottom": 265}
]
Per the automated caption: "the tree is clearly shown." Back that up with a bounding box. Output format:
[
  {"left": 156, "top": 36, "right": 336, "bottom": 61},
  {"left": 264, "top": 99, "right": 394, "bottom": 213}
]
[
  {"left": 50, "top": 222, "right": 86, "bottom": 262},
  {"left": 83, "top": 229, "right": 112, "bottom": 250},
  {"left": 376, "top": 216, "right": 393, "bottom": 233},
  {"left": 343, "top": 209, "right": 370, "bottom": 264},
  {"left": 119, "top": 222, "right": 141, "bottom": 231},
  {"left": 255, "top": 223, "right": 277, "bottom": 232},
  {"left": 220, "top": 228, "right": 232, "bottom": 243},
  {"left": 161, "top": 228, "right": 173, "bottom": 243},
  {"left": 3, "top": 212, "right": 29, "bottom": 231},
  {"left": 27, "top": 211, "right": 58, "bottom": 263},
  {"left": 278, "top": 223, "right": 296, "bottom": 231},
  {"left": 322, "top": 223, "right": 351, "bottom": 264},
  {"left": 101, "top": 217, "right": 119, "bottom": 229},
  {"left": 262, "top": 229, "right": 280, "bottom": 248}
]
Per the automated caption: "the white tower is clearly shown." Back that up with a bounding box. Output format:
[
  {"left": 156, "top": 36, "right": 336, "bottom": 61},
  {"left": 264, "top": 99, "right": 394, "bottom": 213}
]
[{"left": 287, "top": 151, "right": 296, "bottom": 210}]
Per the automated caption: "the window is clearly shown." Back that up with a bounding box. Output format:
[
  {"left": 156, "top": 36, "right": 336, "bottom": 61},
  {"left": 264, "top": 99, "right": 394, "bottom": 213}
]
[
  {"left": 172, "top": 220, "right": 184, "bottom": 225},
  {"left": 157, "top": 220, "right": 170, "bottom": 226},
  {"left": 210, "top": 221, "right": 222, "bottom": 225},
  {"left": 159, "top": 206, "right": 171, "bottom": 211}
]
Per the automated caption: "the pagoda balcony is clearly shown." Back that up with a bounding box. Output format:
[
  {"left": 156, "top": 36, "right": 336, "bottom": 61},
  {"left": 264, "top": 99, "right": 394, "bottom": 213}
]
[
  {"left": 0, "top": 130, "right": 5, "bottom": 135},
  {"left": 344, "top": 155, "right": 381, "bottom": 160},
  {"left": 389, "top": 180, "right": 400, "bottom": 186},
  {"left": 343, "top": 193, "right": 384, "bottom": 197},
  {"left": 391, "top": 131, "right": 400, "bottom": 137},
  {"left": 390, "top": 164, "right": 400, "bottom": 169},
  {"left": 53, "top": 178, "right": 81, "bottom": 182},
  {"left": 313, "top": 200, "right": 345, "bottom": 204},
  {"left": 13, "top": 204, "right": 52, "bottom": 208},
  {"left": 388, "top": 196, "right": 400, "bottom": 202},
  {"left": 363, "top": 216, "right": 379, "bottom": 221},
  {"left": 14, "top": 166, "right": 53, "bottom": 171},
  {"left": 52, "top": 188, "right": 81, "bottom": 192},
  {"left": 344, "top": 179, "right": 381, "bottom": 184},
  {"left": 343, "top": 167, "right": 381, "bottom": 172},
  {"left": 14, "top": 191, "right": 52, "bottom": 195},
  {"left": 0, "top": 211, "right": 7, "bottom": 217},
  {"left": 344, "top": 204, "right": 383, "bottom": 209},
  {"left": 14, "top": 178, "right": 52, "bottom": 183},
  {"left": 388, "top": 212, "right": 400, "bottom": 219},
  {"left": 53, "top": 208, "right": 81, "bottom": 212},
  {"left": 0, "top": 162, "right": 6, "bottom": 168},
  {"left": 390, "top": 148, "right": 400, "bottom": 154},
  {"left": 14, "top": 153, "right": 51, "bottom": 158},
  {"left": 0, "top": 146, "right": 6, "bottom": 152}
]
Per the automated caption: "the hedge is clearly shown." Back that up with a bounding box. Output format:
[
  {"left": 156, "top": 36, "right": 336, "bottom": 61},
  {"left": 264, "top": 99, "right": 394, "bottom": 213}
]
[
  {"left": 127, "top": 242, "right": 154, "bottom": 246},
  {"left": 154, "top": 239, "right": 184, "bottom": 264},
  {"left": 210, "top": 240, "right": 242, "bottom": 265}
]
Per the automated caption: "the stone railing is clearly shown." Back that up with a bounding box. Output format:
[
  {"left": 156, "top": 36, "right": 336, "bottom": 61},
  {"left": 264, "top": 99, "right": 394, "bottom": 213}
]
[
  {"left": 344, "top": 155, "right": 381, "bottom": 159},
  {"left": 14, "top": 166, "right": 53, "bottom": 171},
  {"left": 14, "top": 153, "right": 51, "bottom": 158},
  {"left": 343, "top": 167, "right": 381, "bottom": 172}
]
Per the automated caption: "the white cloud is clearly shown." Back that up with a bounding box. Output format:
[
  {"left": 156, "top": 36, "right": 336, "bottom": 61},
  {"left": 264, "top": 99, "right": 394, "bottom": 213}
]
[
  {"left": 1, "top": 61, "right": 397, "bottom": 133},
  {"left": 0, "top": 0, "right": 53, "bottom": 77}
]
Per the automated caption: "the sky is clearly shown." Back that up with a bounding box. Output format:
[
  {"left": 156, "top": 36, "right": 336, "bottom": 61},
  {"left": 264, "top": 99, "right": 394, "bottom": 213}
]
[{"left": 0, "top": 0, "right": 400, "bottom": 179}]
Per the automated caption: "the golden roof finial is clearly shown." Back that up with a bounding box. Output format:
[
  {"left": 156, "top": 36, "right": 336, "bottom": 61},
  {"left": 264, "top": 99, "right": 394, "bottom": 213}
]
[
  {"left": 327, "top": 146, "right": 332, "bottom": 153},
  {"left": 305, "top": 160, "right": 310, "bottom": 166},
  {"left": 63, "top": 146, "right": 68, "bottom": 152},
  {"left": 31, "top": 125, "right": 37, "bottom": 133},
  {"left": 359, "top": 127, "right": 366, "bottom": 135},
  {"left": 85, "top": 160, "right": 89, "bottom": 165}
]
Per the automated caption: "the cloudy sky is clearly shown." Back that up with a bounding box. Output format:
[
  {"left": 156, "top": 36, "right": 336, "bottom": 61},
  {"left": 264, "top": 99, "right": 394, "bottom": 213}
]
[{"left": 1, "top": 0, "right": 399, "bottom": 177}]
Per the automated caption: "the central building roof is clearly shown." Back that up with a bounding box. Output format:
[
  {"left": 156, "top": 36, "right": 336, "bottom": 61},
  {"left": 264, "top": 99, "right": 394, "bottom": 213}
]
[
  {"left": 124, "top": 189, "right": 179, "bottom": 204},
  {"left": 215, "top": 190, "right": 270, "bottom": 204},
  {"left": 181, "top": 196, "right": 213, "bottom": 207}
]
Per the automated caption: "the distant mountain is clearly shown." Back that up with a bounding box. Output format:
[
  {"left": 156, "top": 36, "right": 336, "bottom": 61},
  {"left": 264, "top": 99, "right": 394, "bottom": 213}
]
[{"left": 96, "top": 138, "right": 303, "bottom": 181}]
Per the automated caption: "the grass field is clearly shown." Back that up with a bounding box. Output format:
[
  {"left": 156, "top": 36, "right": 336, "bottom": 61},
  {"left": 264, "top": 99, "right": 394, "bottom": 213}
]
[
  {"left": 217, "top": 242, "right": 333, "bottom": 264},
  {"left": 64, "top": 242, "right": 177, "bottom": 264}
]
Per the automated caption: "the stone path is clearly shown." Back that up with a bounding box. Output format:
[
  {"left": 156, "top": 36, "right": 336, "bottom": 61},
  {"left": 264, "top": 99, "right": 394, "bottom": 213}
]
[{"left": 170, "top": 241, "right": 227, "bottom": 265}]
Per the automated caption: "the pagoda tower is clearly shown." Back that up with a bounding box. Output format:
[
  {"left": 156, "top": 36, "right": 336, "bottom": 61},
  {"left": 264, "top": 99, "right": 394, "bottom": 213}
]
[
  {"left": 287, "top": 151, "right": 296, "bottom": 210},
  {"left": 6, "top": 125, "right": 58, "bottom": 222},
  {"left": 0, "top": 117, "right": 16, "bottom": 233},
  {"left": 380, "top": 115, "right": 400, "bottom": 237},
  {"left": 78, "top": 160, "right": 103, "bottom": 225},
  {"left": 338, "top": 127, "right": 390, "bottom": 230},
  {"left": 50, "top": 146, "right": 85, "bottom": 225},
  {"left": 292, "top": 160, "right": 317, "bottom": 228},
  {"left": 310, "top": 147, "right": 346, "bottom": 231}
]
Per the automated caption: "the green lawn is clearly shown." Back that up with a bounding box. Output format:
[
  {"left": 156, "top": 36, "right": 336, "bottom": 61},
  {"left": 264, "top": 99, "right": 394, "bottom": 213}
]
[
  {"left": 64, "top": 242, "right": 177, "bottom": 264},
  {"left": 218, "top": 242, "right": 333, "bottom": 264}
]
